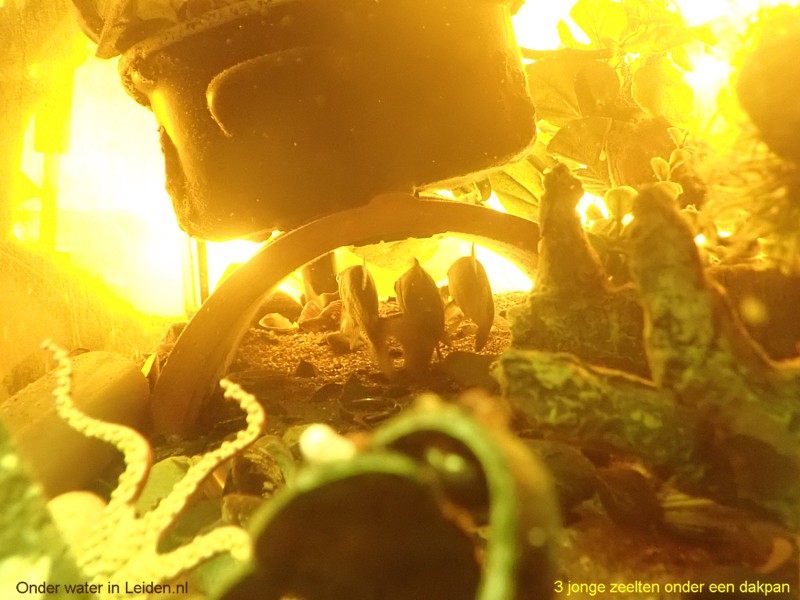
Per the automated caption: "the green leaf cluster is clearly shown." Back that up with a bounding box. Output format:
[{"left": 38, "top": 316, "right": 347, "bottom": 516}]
[
  {"left": 561, "top": 0, "right": 708, "bottom": 129},
  {"left": 482, "top": 0, "right": 715, "bottom": 226},
  {"left": 565, "top": 0, "right": 711, "bottom": 54}
]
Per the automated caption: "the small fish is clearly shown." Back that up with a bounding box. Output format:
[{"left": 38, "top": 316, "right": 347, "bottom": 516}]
[
  {"left": 447, "top": 245, "right": 494, "bottom": 351},
  {"left": 389, "top": 258, "right": 446, "bottom": 375},
  {"left": 337, "top": 262, "right": 392, "bottom": 374}
]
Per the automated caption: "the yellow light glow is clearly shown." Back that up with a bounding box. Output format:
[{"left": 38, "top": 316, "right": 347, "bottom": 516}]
[
  {"left": 11, "top": 223, "right": 28, "bottom": 242},
  {"left": 678, "top": 0, "right": 734, "bottom": 25},
  {"left": 694, "top": 233, "right": 708, "bottom": 246},
  {"left": 461, "top": 193, "right": 532, "bottom": 291},
  {"left": 11, "top": 199, "right": 41, "bottom": 243},
  {"left": 473, "top": 243, "right": 533, "bottom": 292},
  {"left": 18, "top": 57, "right": 186, "bottom": 317},
  {"left": 431, "top": 189, "right": 457, "bottom": 199},
  {"left": 576, "top": 192, "right": 609, "bottom": 226},
  {"left": 684, "top": 52, "right": 735, "bottom": 118},
  {"left": 512, "top": 1, "right": 587, "bottom": 50},
  {"left": 678, "top": 0, "right": 794, "bottom": 25},
  {"left": 423, "top": 237, "right": 533, "bottom": 293},
  {"left": 201, "top": 237, "right": 306, "bottom": 305},
  {"left": 685, "top": 53, "right": 733, "bottom": 91},
  {"left": 206, "top": 239, "right": 263, "bottom": 291},
  {"left": 485, "top": 191, "right": 509, "bottom": 213}
]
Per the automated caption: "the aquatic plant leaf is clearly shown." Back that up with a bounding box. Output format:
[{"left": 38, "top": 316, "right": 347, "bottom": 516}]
[
  {"left": 547, "top": 116, "right": 612, "bottom": 168},
  {"left": 525, "top": 56, "right": 587, "bottom": 126},
  {"left": 489, "top": 155, "right": 548, "bottom": 219},
  {"left": 604, "top": 186, "right": 637, "bottom": 221},
  {"left": 606, "top": 117, "right": 676, "bottom": 188},
  {"left": 632, "top": 55, "right": 695, "bottom": 128},
  {"left": 489, "top": 171, "right": 540, "bottom": 219},
  {"left": 569, "top": 0, "right": 627, "bottom": 46},
  {"left": 574, "top": 61, "right": 620, "bottom": 117}
]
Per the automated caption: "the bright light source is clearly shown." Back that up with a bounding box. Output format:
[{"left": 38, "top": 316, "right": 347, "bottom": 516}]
[
  {"left": 685, "top": 53, "right": 733, "bottom": 89},
  {"left": 576, "top": 192, "right": 609, "bottom": 225},
  {"left": 485, "top": 191, "right": 508, "bottom": 213},
  {"left": 685, "top": 52, "right": 734, "bottom": 103},
  {"left": 676, "top": 0, "right": 798, "bottom": 25},
  {"left": 473, "top": 243, "right": 533, "bottom": 292},
  {"left": 205, "top": 239, "right": 263, "bottom": 291},
  {"left": 512, "top": 0, "right": 587, "bottom": 50},
  {"left": 677, "top": 0, "right": 733, "bottom": 25},
  {"left": 18, "top": 56, "right": 187, "bottom": 317}
]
